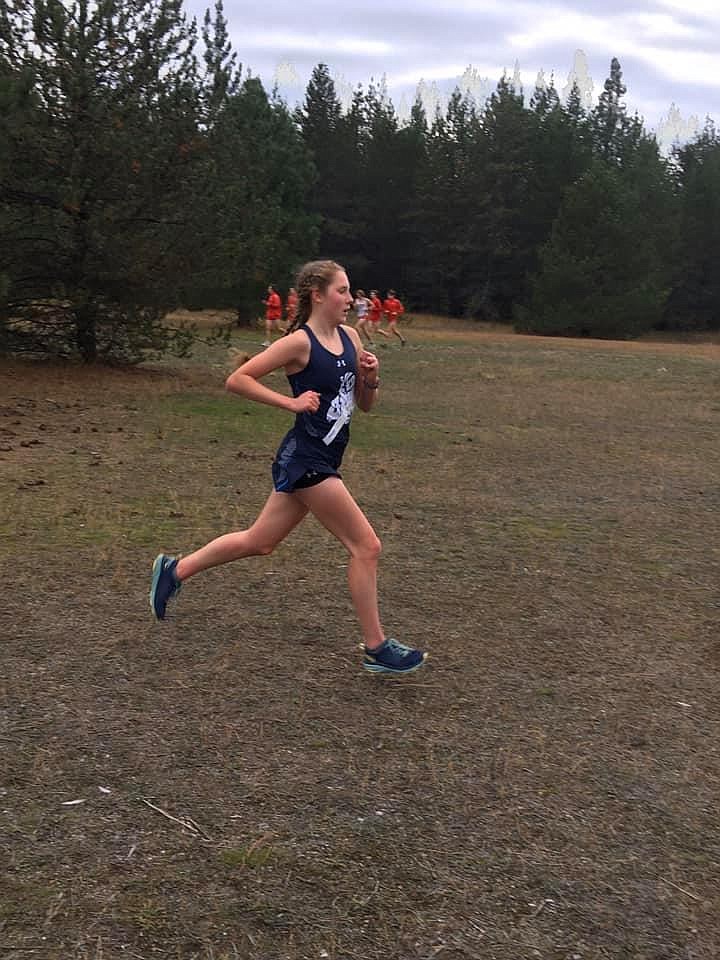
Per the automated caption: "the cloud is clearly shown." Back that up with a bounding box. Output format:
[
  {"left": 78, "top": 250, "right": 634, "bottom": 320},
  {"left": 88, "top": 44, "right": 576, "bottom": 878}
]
[
  {"left": 483, "top": 3, "right": 720, "bottom": 112},
  {"left": 508, "top": 6, "right": 705, "bottom": 55},
  {"left": 631, "top": 12, "right": 699, "bottom": 40},
  {"left": 632, "top": 46, "right": 720, "bottom": 89},
  {"left": 238, "top": 30, "right": 392, "bottom": 58},
  {"left": 655, "top": 0, "right": 720, "bottom": 20},
  {"left": 197, "top": 0, "right": 720, "bottom": 127}
]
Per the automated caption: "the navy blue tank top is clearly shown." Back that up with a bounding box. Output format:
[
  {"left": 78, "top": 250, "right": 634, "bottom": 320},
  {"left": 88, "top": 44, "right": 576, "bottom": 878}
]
[{"left": 272, "top": 325, "right": 357, "bottom": 492}]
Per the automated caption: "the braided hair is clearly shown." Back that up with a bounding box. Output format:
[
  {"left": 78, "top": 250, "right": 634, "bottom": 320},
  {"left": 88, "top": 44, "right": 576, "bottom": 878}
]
[{"left": 284, "top": 260, "right": 345, "bottom": 335}]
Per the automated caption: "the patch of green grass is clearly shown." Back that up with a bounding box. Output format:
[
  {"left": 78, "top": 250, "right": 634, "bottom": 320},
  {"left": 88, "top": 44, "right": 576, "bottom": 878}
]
[
  {"left": 152, "top": 390, "right": 448, "bottom": 454},
  {"left": 220, "top": 843, "right": 276, "bottom": 870},
  {"left": 636, "top": 559, "right": 674, "bottom": 578},
  {"left": 154, "top": 391, "right": 287, "bottom": 445},
  {"left": 350, "top": 411, "right": 446, "bottom": 451},
  {"left": 127, "top": 897, "right": 168, "bottom": 931},
  {"left": 506, "top": 516, "right": 572, "bottom": 541},
  {"left": 0, "top": 879, "right": 56, "bottom": 922},
  {"left": 0, "top": 480, "right": 187, "bottom": 552},
  {"left": 538, "top": 353, "right": 719, "bottom": 383}
]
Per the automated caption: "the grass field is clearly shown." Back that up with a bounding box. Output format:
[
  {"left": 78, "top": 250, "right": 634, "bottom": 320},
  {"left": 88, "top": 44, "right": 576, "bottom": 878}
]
[{"left": 2, "top": 315, "right": 719, "bottom": 959}]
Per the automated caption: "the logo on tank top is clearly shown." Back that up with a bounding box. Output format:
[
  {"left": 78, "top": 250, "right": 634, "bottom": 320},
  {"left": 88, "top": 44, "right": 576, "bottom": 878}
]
[{"left": 323, "top": 371, "right": 356, "bottom": 445}]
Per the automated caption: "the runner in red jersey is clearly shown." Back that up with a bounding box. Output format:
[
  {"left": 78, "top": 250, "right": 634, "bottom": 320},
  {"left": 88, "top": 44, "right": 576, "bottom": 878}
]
[
  {"left": 382, "top": 289, "right": 406, "bottom": 345},
  {"left": 368, "top": 290, "right": 390, "bottom": 339},
  {"left": 262, "top": 284, "right": 283, "bottom": 346},
  {"left": 285, "top": 287, "right": 298, "bottom": 327}
]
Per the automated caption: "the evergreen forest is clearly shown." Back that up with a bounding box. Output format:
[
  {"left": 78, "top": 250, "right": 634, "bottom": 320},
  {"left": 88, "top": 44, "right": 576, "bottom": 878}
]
[{"left": 2, "top": 0, "right": 719, "bottom": 361}]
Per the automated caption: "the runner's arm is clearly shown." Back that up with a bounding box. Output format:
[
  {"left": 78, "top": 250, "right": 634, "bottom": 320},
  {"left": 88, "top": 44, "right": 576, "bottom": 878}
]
[
  {"left": 225, "top": 332, "right": 313, "bottom": 412},
  {"left": 345, "top": 325, "right": 380, "bottom": 412}
]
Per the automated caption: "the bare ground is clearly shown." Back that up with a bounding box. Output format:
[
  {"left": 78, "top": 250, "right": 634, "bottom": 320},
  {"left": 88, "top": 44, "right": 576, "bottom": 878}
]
[{"left": 1, "top": 319, "right": 719, "bottom": 959}]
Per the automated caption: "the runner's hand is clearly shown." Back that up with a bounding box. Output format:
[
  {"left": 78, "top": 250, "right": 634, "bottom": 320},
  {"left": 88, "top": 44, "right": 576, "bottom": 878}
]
[
  {"left": 359, "top": 350, "right": 379, "bottom": 378},
  {"left": 292, "top": 390, "right": 320, "bottom": 413}
]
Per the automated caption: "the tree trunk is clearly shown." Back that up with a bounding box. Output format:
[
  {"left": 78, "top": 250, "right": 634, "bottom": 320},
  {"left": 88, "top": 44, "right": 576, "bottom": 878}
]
[{"left": 76, "top": 303, "right": 97, "bottom": 362}]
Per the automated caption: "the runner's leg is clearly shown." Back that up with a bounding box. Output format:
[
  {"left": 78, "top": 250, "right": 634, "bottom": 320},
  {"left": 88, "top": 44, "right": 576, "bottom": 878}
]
[
  {"left": 176, "top": 491, "right": 309, "bottom": 580},
  {"left": 295, "top": 478, "right": 384, "bottom": 648}
]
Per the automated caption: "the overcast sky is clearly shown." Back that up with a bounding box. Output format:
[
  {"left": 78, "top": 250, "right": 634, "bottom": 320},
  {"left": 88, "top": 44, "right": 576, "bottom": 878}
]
[{"left": 186, "top": 0, "right": 720, "bottom": 138}]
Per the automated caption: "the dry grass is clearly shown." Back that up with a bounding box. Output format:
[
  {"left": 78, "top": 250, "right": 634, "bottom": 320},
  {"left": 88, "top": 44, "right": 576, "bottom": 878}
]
[{"left": 1, "top": 320, "right": 719, "bottom": 959}]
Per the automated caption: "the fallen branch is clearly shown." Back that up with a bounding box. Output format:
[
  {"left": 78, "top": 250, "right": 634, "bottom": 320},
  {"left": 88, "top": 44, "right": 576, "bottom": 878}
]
[
  {"left": 661, "top": 877, "right": 702, "bottom": 902},
  {"left": 139, "top": 798, "right": 212, "bottom": 841}
]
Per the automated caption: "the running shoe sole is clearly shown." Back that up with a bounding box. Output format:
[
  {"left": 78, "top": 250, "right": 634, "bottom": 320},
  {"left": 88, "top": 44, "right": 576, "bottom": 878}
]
[
  {"left": 360, "top": 643, "right": 428, "bottom": 675},
  {"left": 150, "top": 553, "right": 173, "bottom": 621},
  {"left": 362, "top": 657, "right": 427, "bottom": 676}
]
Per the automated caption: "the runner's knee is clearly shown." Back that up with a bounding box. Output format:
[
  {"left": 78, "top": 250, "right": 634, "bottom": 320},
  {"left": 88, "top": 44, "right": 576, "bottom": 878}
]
[
  {"left": 351, "top": 532, "right": 382, "bottom": 563},
  {"left": 246, "top": 529, "right": 278, "bottom": 556}
]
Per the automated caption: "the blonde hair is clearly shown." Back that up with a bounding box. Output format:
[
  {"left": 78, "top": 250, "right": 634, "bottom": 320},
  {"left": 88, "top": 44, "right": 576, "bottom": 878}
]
[
  {"left": 227, "top": 346, "right": 252, "bottom": 369},
  {"left": 285, "top": 260, "right": 345, "bottom": 334}
]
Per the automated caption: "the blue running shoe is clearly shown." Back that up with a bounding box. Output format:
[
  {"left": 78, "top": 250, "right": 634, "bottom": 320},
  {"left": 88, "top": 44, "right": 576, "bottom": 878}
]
[
  {"left": 361, "top": 638, "right": 427, "bottom": 675},
  {"left": 150, "top": 554, "right": 181, "bottom": 620}
]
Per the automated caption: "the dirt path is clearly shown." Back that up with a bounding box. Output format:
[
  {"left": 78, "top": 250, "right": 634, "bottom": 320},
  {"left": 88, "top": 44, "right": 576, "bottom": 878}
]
[{"left": 2, "top": 325, "right": 719, "bottom": 959}]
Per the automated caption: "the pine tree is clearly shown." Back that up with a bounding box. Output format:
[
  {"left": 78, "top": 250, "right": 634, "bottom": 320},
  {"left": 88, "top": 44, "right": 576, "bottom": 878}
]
[
  {"left": 360, "top": 80, "right": 407, "bottom": 291},
  {"left": 667, "top": 122, "right": 720, "bottom": 329},
  {"left": 523, "top": 77, "right": 592, "bottom": 279},
  {"left": 188, "top": 75, "right": 317, "bottom": 318},
  {"left": 621, "top": 131, "right": 676, "bottom": 319},
  {"left": 592, "top": 57, "right": 625, "bottom": 160},
  {"left": 297, "top": 63, "right": 341, "bottom": 157},
  {"left": 525, "top": 161, "right": 668, "bottom": 338},
  {"left": 0, "top": 0, "right": 205, "bottom": 361},
  {"left": 296, "top": 63, "right": 352, "bottom": 259},
  {"left": 394, "top": 95, "right": 431, "bottom": 306},
  {"left": 334, "top": 85, "right": 370, "bottom": 279},
  {"left": 590, "top": 57, "right": 643, "bottom": 165},
  {"left": 201, "top": 0, "right": 239, "bottom": 123},
  {"left": 413, "top": 87, "right": 479, "bottom": 315},
  {"left": 471, "top": 76, "right": 536, "bottom": 318}
]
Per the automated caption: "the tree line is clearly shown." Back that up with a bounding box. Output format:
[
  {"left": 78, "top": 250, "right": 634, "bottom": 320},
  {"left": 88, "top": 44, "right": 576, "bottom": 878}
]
[{"left": 1, "top": 0, "right": 718, "bottom": 362}]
